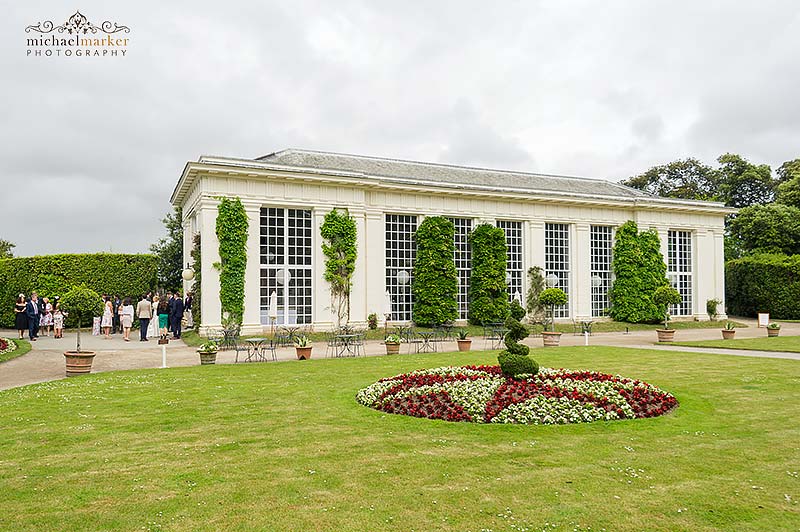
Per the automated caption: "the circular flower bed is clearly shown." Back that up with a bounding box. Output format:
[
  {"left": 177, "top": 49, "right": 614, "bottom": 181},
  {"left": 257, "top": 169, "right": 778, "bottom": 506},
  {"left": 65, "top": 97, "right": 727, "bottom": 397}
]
[
  {"left": 0, "top": 338, "right": 17, "bottom": 357},
  {"left": 356, "top": 365, "right": 677, "bottom": 425}
]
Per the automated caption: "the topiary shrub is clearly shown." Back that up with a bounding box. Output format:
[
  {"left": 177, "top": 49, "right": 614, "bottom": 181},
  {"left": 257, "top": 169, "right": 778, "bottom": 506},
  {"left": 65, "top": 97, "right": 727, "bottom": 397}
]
[
  {"left": 653, "top": 286, "right": 682, "bottom": 330},
  {"left": 497, "top": 312, "right": 538, "bottom": 378},
  {"left": 539, "top": 288, "right": 568, "bottom": 332},
  {"left": 608, "top": 221, "right": 669, "bottom": 323},
  {"left": 468, "top": 224, "right": 509, "bottom": 325},
  {"left": 412, "top": 217, "right": 458, "bottom": 326},
  {"left": 509, "top": 298, "right": 526, "bottom": 321},
  {"left": 60, "top": 286, "right": 103, "bottom": 353}
]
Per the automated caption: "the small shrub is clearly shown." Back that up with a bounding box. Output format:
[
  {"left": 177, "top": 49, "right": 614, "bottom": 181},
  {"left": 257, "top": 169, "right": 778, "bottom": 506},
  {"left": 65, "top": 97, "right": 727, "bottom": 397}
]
[
  {"left": 457, "top": 328, "right": 469, "bottom": 340},
  {"left": 509, "top": 299, "right": 526, "bottom": 321},
  {"left": 539, "top": 288, "right": 568, "bottom": 332},
  {"left": 706, "top": 298, "right": 722, "bottom": 321},
  {"left": 498, "top": 311, "right": 537, "bottom": 378},
  {"left": 653, "top": 286, "right": 682, "bottom": 330},
  {"left": 385, "top": 334, "right": 402, "bottom": 344},
  {"left": 60, "top": 286, "right": 103, "bottom": 353},
  {"left": 367, "top": 313, "right": 378, "bottom": 330}
]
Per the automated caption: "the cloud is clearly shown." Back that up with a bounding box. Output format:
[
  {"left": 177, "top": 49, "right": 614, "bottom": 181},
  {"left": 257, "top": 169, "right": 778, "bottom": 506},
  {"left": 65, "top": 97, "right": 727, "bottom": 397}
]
[{"left": 1, "top": 0, "right": 799, "bottom": 255}]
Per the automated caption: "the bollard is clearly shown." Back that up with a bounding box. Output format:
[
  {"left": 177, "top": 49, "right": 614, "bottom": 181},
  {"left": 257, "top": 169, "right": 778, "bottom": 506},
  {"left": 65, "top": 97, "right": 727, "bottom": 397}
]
[
  {"left": 161, "top": 343, "right": 167, "bottom": 368},
  {"left": 584, "top": 331, "right": 589, "bottom": 346}
]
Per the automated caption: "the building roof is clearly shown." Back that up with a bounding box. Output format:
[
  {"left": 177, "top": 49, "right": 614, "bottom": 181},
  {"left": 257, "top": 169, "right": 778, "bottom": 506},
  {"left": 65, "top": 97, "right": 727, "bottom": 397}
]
[{"left": 255, "top": 148, "right": 650, "bottom": 200}]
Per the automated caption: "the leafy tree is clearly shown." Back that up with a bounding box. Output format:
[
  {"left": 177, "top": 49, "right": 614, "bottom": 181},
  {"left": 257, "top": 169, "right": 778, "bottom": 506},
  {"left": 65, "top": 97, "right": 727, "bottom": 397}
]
[
  {"left": 538, "top": 288, "right": 568, "bottom": 332},
  {"left": 60, "top": 285, "right": 103, "bottom": 353},
  {"left": 621, "top": 158, "right": 719, "bottom": 200},
  {"left": 412, "top": 217, "right": 458, "bottom": 326},
  {"left": 716, "top": 153, "right": 776, "bottom": 208},
  {"left": 467, "top": 224, "right": 509, "bottom": 325},
  {"left": 0, "top": 239, "right": 14, "bottom": 259},
  {"left": 320, "top": 209, "right": 358, "bottom": 327},
  {"left": 150, "top": 207, "right": 183, "bottom": 291},
  {"left": 727, "top": 204, "right": 800, "bottom": 256},
  {"left": 608, "top": 221, "right": 669, "bottom": 323},
  {"left": 653, "top": 286, "right": 682, "bottom": 330},
  {"left": 776, "top": 158, "right": 800, "bottom": 184},
  {"left": 775, "top": 158, "right": 800, "bottom": 208}
]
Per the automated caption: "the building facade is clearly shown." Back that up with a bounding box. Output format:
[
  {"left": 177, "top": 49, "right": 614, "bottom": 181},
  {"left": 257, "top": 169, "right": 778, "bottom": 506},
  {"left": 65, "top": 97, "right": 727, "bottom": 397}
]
[{"left": 171, "top": 149, "right": 733, "bottom": 335}]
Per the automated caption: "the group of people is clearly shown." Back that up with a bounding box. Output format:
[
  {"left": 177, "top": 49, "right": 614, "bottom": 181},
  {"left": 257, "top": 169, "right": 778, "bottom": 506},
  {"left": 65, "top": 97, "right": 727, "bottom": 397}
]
[
  {"left": 14, "top": 292, "right": 64, "bottom": 341},
  {"left": 12, "top": 291, "right": 194, "bottom": 343},
  {"left": 135, "top": 291, "right": 193, "bottom": 342}
]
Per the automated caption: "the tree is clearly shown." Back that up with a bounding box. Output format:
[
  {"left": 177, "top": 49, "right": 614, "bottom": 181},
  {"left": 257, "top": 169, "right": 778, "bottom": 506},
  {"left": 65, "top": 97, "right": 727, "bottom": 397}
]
[
  {"left": 653, "top": 286, "right": 682, "bottom": 330},
  {"left": 538, "top": 288, "right": 568, "bottom": 332},
  {"left": 727, "top": 204, "right": 800, "bottom": 256},
  {"left": 621, "top": 158, "right": 719, "bottom": 200},
  {"left": 149, "top": 207, "right": 183, "bottom": 291},
  {"left": 60, "top": 286, "right": 103, "bottom": 353},
  {"left": 776, "top": 158, "right": 800, "bottom": 184},
  {"left": 608, "top": 221, "right": 669, "bottom": 323},
  {"left": 716, "top": 153, "right": 776, "bottom": 208},
  {"left": 0, "top": 239, "right": 14, "bottom": 259},
  {"left": 412, "top": 216, "right": 458, "bottom": 326},
  {"left": 775, "top": 158, "right": 800, "bottom": 208},
  {"left": 320, "top": 209, "right": 357, "bottom": 327},
  {"left": 467, "top": 224, "right": 509, "bottom": 325}
]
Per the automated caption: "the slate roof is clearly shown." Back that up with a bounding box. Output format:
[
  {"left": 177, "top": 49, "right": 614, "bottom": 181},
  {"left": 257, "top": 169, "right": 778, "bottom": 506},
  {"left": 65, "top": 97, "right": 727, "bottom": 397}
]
[{"left": 255, "top": 149, "right": 651, "bottom": 199}]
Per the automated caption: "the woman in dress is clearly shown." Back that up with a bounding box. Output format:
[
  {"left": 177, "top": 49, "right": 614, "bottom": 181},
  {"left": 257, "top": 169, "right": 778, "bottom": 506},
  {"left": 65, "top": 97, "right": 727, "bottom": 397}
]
[
  {"left": 101, "top": 299, "right": 113, "bottom": 339},
  {"left": 157, "top": 297, "right": 170, "bottom": 340},
  {"left": 52, "top": 303, "right": 65, "bottom": 339},
  {"left": 39, "top": 297, "right": 53, "bottom": 337},
  {"left": 120, "top": 297, "right": 134, "bottom": 342},
  {"left": 14, "top": 294, "right": 28, "bottom": 339},
  {"left": 149, "top": 295, "right": 161, "bottom": 339}
]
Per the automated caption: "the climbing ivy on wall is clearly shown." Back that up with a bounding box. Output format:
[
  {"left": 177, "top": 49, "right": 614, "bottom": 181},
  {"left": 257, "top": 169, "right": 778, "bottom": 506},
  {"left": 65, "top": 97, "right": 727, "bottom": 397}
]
[
  {"left": 190, "top": 232, "right": 201, "bottom": 330},
  {"left": 320, "top": 209, "right": 358, "bottom": 327},
  {"left": 468, "top": 224, "right": 509, "bottom": 325},
  {"left": 215, "top": 197, "right": 248, "bottom": 324},
  {"left": 608, "top": 220, "right": 669, "bottom": 323},
  {"left": 412, "top": 216, "right": 458, "bottom": 326}
]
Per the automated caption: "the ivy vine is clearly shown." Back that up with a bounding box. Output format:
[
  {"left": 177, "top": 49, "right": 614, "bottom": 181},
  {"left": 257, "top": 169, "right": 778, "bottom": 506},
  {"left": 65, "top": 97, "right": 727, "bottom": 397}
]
[
  {"left": 215, "top": 197, "right": 248, "bottom": 324},
  {"left": 468, "top": 224, "right": 509, "bottom": 325},
  {"left": 190, "top": 232, "right": 201, "bottom": 329},
  {"left": 412, "top": 216, "right": 458, "bottom": 326},
  {"left": 320, "top": 209, "right": 358, "bottom": 326},
  {"left": 608, "top": 220, "right": 669, "bottom": 323}
]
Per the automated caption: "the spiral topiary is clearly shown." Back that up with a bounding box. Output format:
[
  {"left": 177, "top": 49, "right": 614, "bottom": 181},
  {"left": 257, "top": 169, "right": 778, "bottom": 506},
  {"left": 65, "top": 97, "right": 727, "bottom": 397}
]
[{"left": 497, "top": 313, "right": 538, "bottom": 378}]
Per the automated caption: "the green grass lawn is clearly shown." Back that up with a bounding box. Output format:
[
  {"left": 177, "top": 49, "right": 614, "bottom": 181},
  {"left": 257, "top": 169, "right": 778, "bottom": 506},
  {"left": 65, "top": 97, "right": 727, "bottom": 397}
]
[
  {"left": 674, "top": 334, "right": 800, "bottom": 353},
  {"left": 0, "top": 338, "right": 31, "bottom": 363},
  {"left": 1, "top": 347, "right": 799, "bottom": 531}
]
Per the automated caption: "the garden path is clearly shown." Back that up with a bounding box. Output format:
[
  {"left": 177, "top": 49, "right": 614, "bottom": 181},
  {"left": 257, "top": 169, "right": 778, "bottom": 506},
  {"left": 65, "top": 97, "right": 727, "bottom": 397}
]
[{"left": 2, "top": 318, "right": 800, "bottom": 391}]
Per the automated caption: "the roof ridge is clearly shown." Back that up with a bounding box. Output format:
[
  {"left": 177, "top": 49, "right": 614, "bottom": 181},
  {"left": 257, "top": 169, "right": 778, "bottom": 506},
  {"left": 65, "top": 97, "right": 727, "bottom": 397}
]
[{"left": 257, "top": 147, "right": 628, "bottom": 186}]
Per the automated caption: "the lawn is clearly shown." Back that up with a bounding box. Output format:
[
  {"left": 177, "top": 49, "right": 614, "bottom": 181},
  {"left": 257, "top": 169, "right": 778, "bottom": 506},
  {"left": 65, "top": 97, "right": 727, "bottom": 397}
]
[
  {"left": 1, "top": 347, "right": 798, "bottom": 531},
  {"left": 674, "top": 334, "right": 800, "bottom": 353},
  {"left": 0, "top": 338, "right": 31, "bottom": 364}
]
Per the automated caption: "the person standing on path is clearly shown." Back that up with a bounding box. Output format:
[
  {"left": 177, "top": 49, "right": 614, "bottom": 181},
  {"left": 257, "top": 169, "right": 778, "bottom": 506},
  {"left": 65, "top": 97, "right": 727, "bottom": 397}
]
[
  {"left": 25, "top": 292, "right": 41, "bottom": 341},
  {"left": 171, "top": 290, "right": 184, "bottom": 339},
  {"left": 120, "top": 298, "right": 134, "bottom": 342},
  {"left": 101, "top": 300, "right": 113, "bottom": 339},
  {"left": 184, "top": 292, "right": 193, "bottom": 329},
  {"left": 14, "top": 294, "right": 28, "bottom": 339},
  {"left": 136, "top": 294, "right": 152, "bottom": 342},
  {"left": 112, "top": 295, "right": 121, "bottom": 334}
]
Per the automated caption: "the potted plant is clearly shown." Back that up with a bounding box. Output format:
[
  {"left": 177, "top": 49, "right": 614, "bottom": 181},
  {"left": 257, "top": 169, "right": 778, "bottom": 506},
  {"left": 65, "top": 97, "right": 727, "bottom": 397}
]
[
  {"left": 456, "top": 329, "right": 472, "bottom": 352},
  {"left": 722, "top": 321, "right": 736, "bottom": 340},
  {"left": 197, "top": 340, "right": 219, "bottom": 365},
  {"left": 294, "top": 335, "right": 313, "bottom": 360},
  {"left": 767, "top": 322, "right": 781, "bottom": 337},
  {"left": 653, "top": 286, "right": 682, "bottom": 343},
  {"left": 538, "top": 288, "right": 568, "bottom": 346},
  {"left": 384, "top": 333, "right": 402, "bottom": 354},
  {"left": 60, "top": 286, "right": 103, "bottom": 377}
]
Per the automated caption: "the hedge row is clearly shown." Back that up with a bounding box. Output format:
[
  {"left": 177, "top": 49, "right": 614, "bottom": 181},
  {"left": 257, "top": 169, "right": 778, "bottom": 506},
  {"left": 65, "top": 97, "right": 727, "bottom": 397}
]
[
  {"left": 0, "top": 253, "right": 158, "bottom": 327},
  {"left": 726, "top": 253, "right": 800, "bottom": 319}
]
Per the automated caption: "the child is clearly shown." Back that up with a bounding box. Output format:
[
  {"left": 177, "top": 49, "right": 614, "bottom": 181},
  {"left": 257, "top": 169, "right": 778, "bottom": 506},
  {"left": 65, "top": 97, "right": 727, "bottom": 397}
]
[{"left": 53, "top": 307, "right": 64, "bottom": 339}]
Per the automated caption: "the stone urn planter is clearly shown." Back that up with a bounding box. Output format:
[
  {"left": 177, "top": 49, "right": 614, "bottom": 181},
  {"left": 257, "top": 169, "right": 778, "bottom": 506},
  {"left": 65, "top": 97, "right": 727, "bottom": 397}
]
[
  {"left": 656, "top": 329, "right": 676, "bottom": 342},
  {"left": 457, "top": 339, "right": 472, "bottom": 352},
  {"left": 721, "top": 329, "right": 736, "bottom": 340},
  {"left": 64, "top": 351, "right": 96, "bottom": 377},
  {"left": 542, "top": 331, "right": 562, "bottom": 347}
]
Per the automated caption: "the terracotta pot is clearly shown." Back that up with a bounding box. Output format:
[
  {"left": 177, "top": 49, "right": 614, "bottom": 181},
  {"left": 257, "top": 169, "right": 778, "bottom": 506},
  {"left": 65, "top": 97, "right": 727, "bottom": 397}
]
[
  {"left": 457, "top": 339, "right": 472, "bottom": 352},
  {"left": 385, "top": 343, "right": 401, "bottom": 355},
  {"left": 656, "top": 329, "right": 676, "bottom": 342},
  {"left": 542, "top": 331, "right": 562, "bottom": 347},
  {"left": 198, "top": 351, "right": 217, "bottom": 365},
  {"left": 721, "top": 329, "right": 736, "bottom": 340},
  {"left": 296, "top": 346, "right": 313, "bottom": 360},
  {"left": 767, "top": 328, "right": 780, "bottom": 337},
  {"left": 63, "top": 351, "right": 96, "bottom": 377}
]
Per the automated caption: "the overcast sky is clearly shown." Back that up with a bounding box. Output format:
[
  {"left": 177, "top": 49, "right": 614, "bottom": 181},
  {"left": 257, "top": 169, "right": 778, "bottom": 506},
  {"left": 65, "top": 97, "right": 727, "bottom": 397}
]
[{"left": 2, "top": 1, "right": 799, "bottom": 257}]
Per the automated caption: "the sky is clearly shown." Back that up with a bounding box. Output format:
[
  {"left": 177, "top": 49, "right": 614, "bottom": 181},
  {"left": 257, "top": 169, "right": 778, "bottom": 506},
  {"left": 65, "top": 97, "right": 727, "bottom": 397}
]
[{"left": 1, "top": 1, "right": 799, "bottom": 257}]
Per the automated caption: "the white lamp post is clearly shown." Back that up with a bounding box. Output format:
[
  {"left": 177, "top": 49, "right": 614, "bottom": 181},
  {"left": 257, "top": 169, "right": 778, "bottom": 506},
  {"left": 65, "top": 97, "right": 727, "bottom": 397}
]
[
  {"left": 545, "top": 273, "right": 559, "bottom": 288},
  {"left": 181, "top": 263, "right": 194, "bottom": 282}
]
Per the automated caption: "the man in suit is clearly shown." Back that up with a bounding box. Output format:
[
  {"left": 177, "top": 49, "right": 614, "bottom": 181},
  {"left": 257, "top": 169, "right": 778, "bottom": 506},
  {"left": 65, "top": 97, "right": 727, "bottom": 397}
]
[
  {"left": 112, "top": 294, "right": 121, "bottom": 334},
  {"left": 26, "top": 291, "right": 41, "bottom": 341},
  {"left": 166, "top": 292, "right": 174, "bottom": 334},
  {"left": 136, "top": 294, "right": 152, "bottom": 341},
  {"left": 171, "top": 290, "right": 184, "bottom": 339}
]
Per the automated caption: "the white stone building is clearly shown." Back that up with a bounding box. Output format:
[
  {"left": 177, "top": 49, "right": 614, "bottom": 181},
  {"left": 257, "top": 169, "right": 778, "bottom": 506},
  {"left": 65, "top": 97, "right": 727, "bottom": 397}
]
[{"left": 171, "top": 149, "right": 732, "bottom": 335}]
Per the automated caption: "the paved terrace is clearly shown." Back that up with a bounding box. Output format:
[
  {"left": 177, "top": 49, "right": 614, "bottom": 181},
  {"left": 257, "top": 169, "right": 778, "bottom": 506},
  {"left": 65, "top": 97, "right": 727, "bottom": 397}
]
[{"left": 2, "top": 318, "right": 799, "bottom": 391}]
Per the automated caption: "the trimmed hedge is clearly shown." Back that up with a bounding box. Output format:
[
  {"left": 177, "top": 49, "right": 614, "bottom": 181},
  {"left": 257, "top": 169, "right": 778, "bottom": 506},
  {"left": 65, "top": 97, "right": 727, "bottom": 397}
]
[
  {"left": 412, "top": 216, "right": 458, "bottom": 326},
  {"left": 726, "top": 253, "right": 800, "bottom": 319},
  {"left": 0, "top": 253, "right": 157, "bottom": 327}
]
